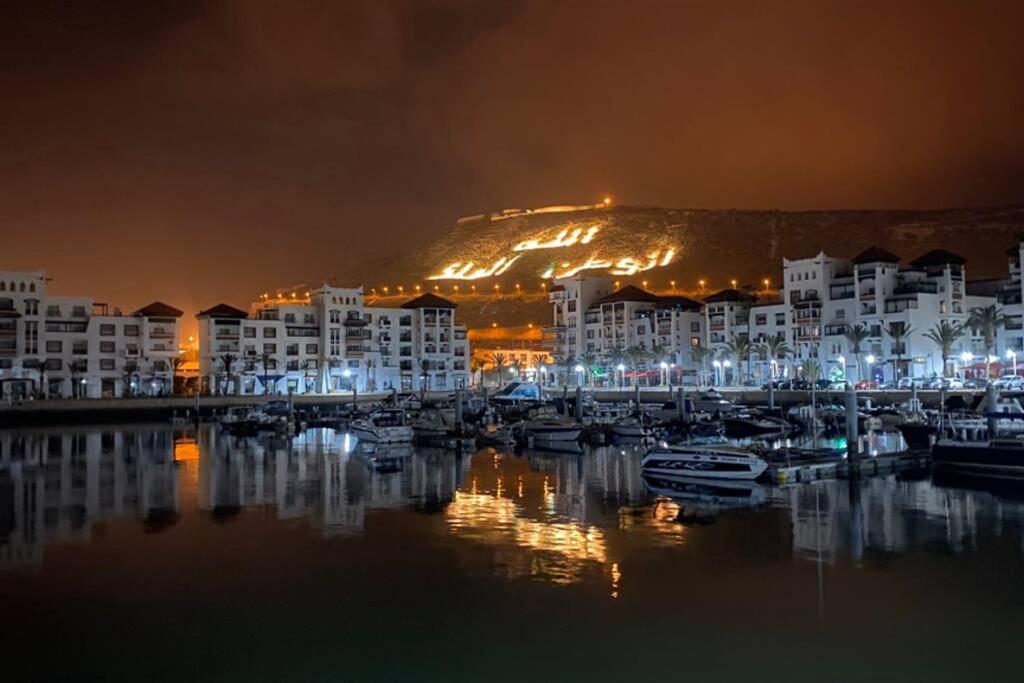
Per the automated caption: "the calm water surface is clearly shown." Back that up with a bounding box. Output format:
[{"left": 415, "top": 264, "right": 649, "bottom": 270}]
[{"left": 1, "top": 424, "right": 1023, "bottom": 681}]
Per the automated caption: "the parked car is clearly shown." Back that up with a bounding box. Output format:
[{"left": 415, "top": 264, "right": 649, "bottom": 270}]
[
  {"left": 994, "top": 374, "right": 1024, "bottom": 391},
  {"left": 854, "top": 380, "right": 878, "bottom": 390},
  {"left": 896, "top": 377, "right": 925, "bottom": 390},
  {"left": 937, "top": 377, "right": 965, "bottom": 390},
  {"left": 964, "top": 378, "right": 989, "bottom": 390}
]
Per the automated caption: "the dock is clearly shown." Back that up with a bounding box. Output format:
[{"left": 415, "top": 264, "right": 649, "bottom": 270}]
[{"left": 768, "top": 449, "right": 931, "bottom": 484}]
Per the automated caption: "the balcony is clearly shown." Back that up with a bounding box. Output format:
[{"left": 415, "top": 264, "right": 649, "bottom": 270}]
[
  {"left": 824, "top": 324, "right": 848, "bottom": 336},
  {"left": 893, "top": 282, "right": 937, "bottom": 296},
  {"left": 343, "top": 315, "right": 368, "bottom": 326}
]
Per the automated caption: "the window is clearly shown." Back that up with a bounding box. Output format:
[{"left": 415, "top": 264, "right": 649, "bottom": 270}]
[
  {"left": 24, "top": 299, "right": 38, "bottom": 316},
  {"left": 263, "top": 343, "right": 277, "bottom": 354},
  {"left": 691, "top": 322, "right": 700, "bottom": 333},
  {"left": 100, "top": 341, "right": 115, "bottom": 353},
  {"left": 24, "top": 321, "right": 38, "bottom": 355},
  {"left": 45, "top": 358, "right": 62, "bottom": 370},
  {"left": 100, "top": 358, "right": 115, "bottom": 371},
  {"left": 46, "top": 305, "right": 61, "bottom": 317},
  {"left": 123, "top": 325, "right": 139, "bottom": 337},
  {"left": 330, "top": 310, "right": 340, "bottom": 324},
  {"left": 755, "top": 314, "right": 767, "bottom": 325},
  {"left": 836, "top": 309, "right": 845, "bottom": 319},
  {"left": 775, "top": 313, "right": 785, "bottom": 325},
  {"left": 263, "top": 328, "right": 277, "bottom": 338},
  {"left": 46, "top": 340, "right": 62, "bottom": 353},
  {"left": 244, "top": 327, "right": 256, "bottom": 338},
  {"left": 284, "top": 313, "right": 296, "bottom": 323},
  {"left": 305, "top": 343, "right": 318, "bottom": 354},
  {"left": 71, "top": 306, "right": 86, "bottom": 317},
  {"left": 286, "top": 344, "right": 299, "bottom": 356},
  {"left": 691, "top": 336, "right": 701, "bottom": 346},
  {"left": 100, "top": 324, "right": 115, "bottom": 336}
]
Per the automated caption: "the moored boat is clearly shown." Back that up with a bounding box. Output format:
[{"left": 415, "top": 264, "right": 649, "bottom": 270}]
[
  {"left": 641, "top": 444, "right": 768, "bottom": 480},
  {"left": 932, "top": 436, "right": 1024, "bottom": 480},
  {"left": 349, "top": 409, "right": 414, "bottom": 444}
]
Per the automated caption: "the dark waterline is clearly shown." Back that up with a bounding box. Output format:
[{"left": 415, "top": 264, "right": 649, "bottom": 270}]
[{"left": 1, "top": 424, "right": 1023, "bottom": 681}]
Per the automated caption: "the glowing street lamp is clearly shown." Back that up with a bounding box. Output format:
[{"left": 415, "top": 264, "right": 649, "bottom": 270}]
[
  {"left": 837, "top": 355, "right": 846, "bottom": 382},
  {"left": 659, "top": 360, "right": 668, "bottom": 386},
  {"left": 642, "top": 280, "right": 648, "bottom": 289},
  {"left": 617, "top": 363, "right": 625, "bottom": 389},
  {"left": 763, "top": 278, "right": 771, "bottom": 292},
  {"left": 670, "top": 280, "right": 676, "bottom": 292},
  {"left": 415, "top": 285, "right": 421, "bottom": 293},
  {"left": 713, "top": 359, "right": 722, "bottom": 386},
  {"left": 1007, "top": 349, "right": 1018, "bottom": 376},
  {"left": 515, "top": 283, "right": 521, "bottom": 293},
  {"left": 397, "top": 286, "right": 404, "bottom": 294},
  {"left": 698, "top": 279, "right": 706, "bottom": 293},
  {"left": 730, "top": 278, "right": 737, "bottom": 289}
]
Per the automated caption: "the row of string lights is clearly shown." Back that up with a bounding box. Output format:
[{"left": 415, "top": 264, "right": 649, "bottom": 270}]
[{"left": 368, "top": 277, "right": 775, "bottom": 298}]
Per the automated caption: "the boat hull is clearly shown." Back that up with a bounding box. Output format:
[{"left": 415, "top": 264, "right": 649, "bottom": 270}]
[
  {"left": 642, "top": 448, "right": 768, "bottom": 480},
  {"left": 932, "top": 441, "right": 1024, "bottom": 479}
]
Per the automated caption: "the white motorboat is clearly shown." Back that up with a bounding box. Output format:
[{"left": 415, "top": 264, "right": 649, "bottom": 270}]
[
  {"left": 522, "top": 419, "right": 583, "bottom": 443},
  {"left": 349, "top": 409, "right": 414, "bottom": 444},
  {"left": 611, "top": 416, "right": 651, "bottom": 439},
  {"left": 641, "top": 444, "right": 768, "bottom": 480},
  {"left": 692, "top": 390, "right": 736, "bottom": 415}
]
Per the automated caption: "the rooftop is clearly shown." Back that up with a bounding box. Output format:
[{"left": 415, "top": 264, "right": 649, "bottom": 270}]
[
  {"left": 852, "top": 246, "right": 901, "bottom": 265},
  {"left": 703, "top": 288, "right": 758, "bottom": 304},
  {"left": 595, "top": 285, "right": 659, "bottom": 305},
  {"left": 132, "top": 301, "right": 184, "bottom": 318},
  {"left": 196, "top": 303, "right": 248, "bottom": 319},
  {"left": 400, "top": 292, "right": 457, "bottom": 309},
  {"left": 909, "top": 249, "right": 966, "bottom": 268}
]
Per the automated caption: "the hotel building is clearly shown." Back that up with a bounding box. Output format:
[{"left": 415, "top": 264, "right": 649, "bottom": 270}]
[
  {"left": 197, "top": 288, "right": 469, "bottom": 395},
  {"left": 0, "top": 270, "right": 182, "bottom": 399},
  {"left": 545, "top": 246, "right": 1001, "bottom": 385}
]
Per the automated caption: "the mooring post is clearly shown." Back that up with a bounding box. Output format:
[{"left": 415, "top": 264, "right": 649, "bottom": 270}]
[
  {"left": 677, "top": 386, "right": 687, "bottom": 422},
  {"left": 562, "top": 385, "right": 569, "bottom": 418},
  {"left": 845, "top": 387, "right": 860, "bottom": 470},
  {"left": 634, "top": 384, "right": 641, "bottom": 413},
  {"left": 767, "top": 381, "right": 775, "bottom": 410},
  {"left": 454, "top": 387, "right": 464, "bottom": 435},
  {"left": 986, "top": 383, "right": 999, "bottom": 438},
  {"left": 575, "top": 385, "right": 584, "bottom": 424},
  {"left": 391, "top": 386, "right": 398, "bottom": 407},
  {"left": 352, "top": 384, "right": 358, "bottom": 409}
]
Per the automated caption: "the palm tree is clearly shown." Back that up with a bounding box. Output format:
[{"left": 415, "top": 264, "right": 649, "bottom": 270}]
[
  {"left": 67, "top": 359, "right": 86, "bottom": 399},
  {"left": 843, "top": 323, "right": 871, "bottom": 382},
  {"left": 122, "top": 359, "right": 139, "bottom": 397},
  {"left": 626, "top": 346, "right": 648, "bottom": 387},
  {"left": 648, "top": 344, "right": 669, "bottom": 385},
  {"left": 364, "top": 358, "right": 376, "bottom": 391},
  {"left": 170, "top": 356, "right": 185, "bottom": 396},
  {"left": 488, "top": 352, "right": 509, "bottom": 386},
  {"left": 578, "top": 351, "right": 598, "bottom": 386},
  {"left": 802, "top": 357, "right": 823, "bottom": 382},
  {"left": 299, "top": 359, "right": 314, "bottom": 393},
  {"left": 470, "top": 357, "right": 485, "bottom": 387},
  {"left": 724, "top": 333, "right": 753, "bottom": 386},
  {"left": 418, "top": 358, "right": 431, "bottom": 399},
  {"left": 258, "top": 351, "right": 274, "bottom": 395},
  {"left": 923, "top": 320, "right": 965, "bottom": 378},
  {"left": 556, "top": 354, "right": 576, "bottom": 386},
  {"left": 218, "top": 353, "right": 238, "bottom": 396},
  {"left": 690, "top": 344, "right": 713, "bottom": 387},
  {"left": 883, "top": 322, "right": 914, "bottom": 382},
  {"left": 606, "top": 344, "right": 627, "bottom": 387},
  {"left": 968, "top": 304, "right": 1009, "bottom": 379},
  {"left": 764, "top": 333, "right": 792, "bottom": 381}
]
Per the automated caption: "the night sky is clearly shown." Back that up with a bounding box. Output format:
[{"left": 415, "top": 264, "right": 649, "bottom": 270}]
[{"left": 3, "top": 0, "right": 1024, "bottom": 326}]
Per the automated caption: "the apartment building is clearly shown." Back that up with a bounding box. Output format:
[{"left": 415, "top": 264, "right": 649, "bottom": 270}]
[
  {"left": 197, "top": 287, "right": 469, "bottom": 395},
  {"left": 0, "top": 270, "right": 182, "bottom": 399},
  {"left": 545, "top": 278, "right": 705, "bottom": 383}
]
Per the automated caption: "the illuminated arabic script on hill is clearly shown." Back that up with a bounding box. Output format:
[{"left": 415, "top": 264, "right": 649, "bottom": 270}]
[{"left": 427, "top": 224, "right": 678, "bottom": 281}]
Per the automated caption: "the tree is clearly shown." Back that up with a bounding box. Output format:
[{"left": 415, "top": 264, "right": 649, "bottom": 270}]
[
  {"left": 883, "top": 322, "right": 914, "bottom": 382},
  {"left": 968, "top": 304, "right": 1009, "bottom": 378},
  {"left": 170, "top": 356, "right": 185, "bottom": 396},
  {"left": 923, "top": 320, "right": 965, "bottom": 378},
  {"left": 122, "top": 359, "right": 139, "bottom": 397},
  {"left": 364, "top": 358, "right": 376, "bottom": 391},
  {"left": 470, "top": 357, "right": 485, "bottom": 387},
  {"left": 488, "top": 352, "right": 508, "bottom": 385},
  {"left": 418, "top": 358, "right": 431, "bottom": 399},
  {"left": 605, "top": 344, "right": 627, "bottom": 387},
  {"left": 626, "top": 346, "right": 648, "bottom": 387},
  {"left": 218, "top": 353, "right": 238, "bottom": 396},
  {"left": 724, "top": 333, "right": 754, "bottom": 386},
  {"left": 258, "top": 351, "right": 274, "bottom": 395},
  {"left": 67, "top": 359, "right": 86, "bottom": 399},
  {"left": 690, "top": 345, "right": 713, "bottom": 387},
  {"left": 299, "top": 359, "right": 315, "bottom": 392},
  {"left": 843, "top": 323, "right": 871, "bottom": 382},
  {"left": 578, "top": 351, "right": 598, "bottom": 386},
  {"left": 803, "top": 357, "right": 823, "bottom": 382},
  {"left": 648, "top": 344, "right": 669, "bottom": 385},
  {"left": 557, "top": 354, "right": 576, "bottom": 387},
  {"left": 764, "top": 333, "right": 793, "bottom": 380}
]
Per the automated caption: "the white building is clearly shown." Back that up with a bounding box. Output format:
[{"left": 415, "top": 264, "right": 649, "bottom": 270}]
[
  {"left": 197, "top": 287, "right": 469, "bottom": 395},
  {"left": 0, "top": 269, "right": 182, "bottom": 399},
  {"left": 545, "top": 278, "right": 705, "bottom": 385}
]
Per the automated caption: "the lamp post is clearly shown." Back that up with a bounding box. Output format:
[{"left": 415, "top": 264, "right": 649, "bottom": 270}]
[
  {"left": 660, "top": 361, "right": 668, "bottom": 387},
  {"left": 1008, "top": 349, "right": 1018, "bottom": 376},
  {"left": 574, "top": 364, "right": 585, "bottom": 387},
  {"left": 723, "top": 359, "right": 732, "bottom": 386},
  {"left": 713, "top": 359, "right": 722, "bottom": 387},
  {"left": 617, "top": 363, "right": 625, "bottom": 390},
  {"left": 866, "top": 354, "right": 876, "bottom": 384},
  {"left": 838, "top": 354, "right": 846, "bottom": 383}
]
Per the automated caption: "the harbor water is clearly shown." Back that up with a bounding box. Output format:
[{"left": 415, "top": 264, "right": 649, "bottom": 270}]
[{"left": 1, "top": 424, "right": 1022, "bottom": 681}]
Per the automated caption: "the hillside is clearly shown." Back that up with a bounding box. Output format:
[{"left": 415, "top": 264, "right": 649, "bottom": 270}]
[{"left": 335, "top": 205, "right": 1024, "bottom": 331}]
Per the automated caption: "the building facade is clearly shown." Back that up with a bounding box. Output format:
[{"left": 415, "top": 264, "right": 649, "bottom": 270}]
[
  {"left": 545, "top": 246, "right": 1006, "bottom": 386},
  {"left": 0, "top": 270, "right": 182, "bottom": 399},
  {"left": 197, "top": 288, "right": 469, "bottom": 395}
]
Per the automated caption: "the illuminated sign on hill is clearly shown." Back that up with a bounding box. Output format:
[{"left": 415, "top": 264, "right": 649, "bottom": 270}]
[{"left": 427, "top": 223, "right": 678, "bottom": 281}]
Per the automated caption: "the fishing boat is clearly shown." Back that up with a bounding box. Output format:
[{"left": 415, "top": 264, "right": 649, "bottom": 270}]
[
  {"left": 692, "top": 389, "right": 736, "bottom": 414},
  {"left": 641, "top": 444, "right": 768, "bottom": 480},
  {"left": 349, "top": 409, "right": 414, "bottom": 444}
]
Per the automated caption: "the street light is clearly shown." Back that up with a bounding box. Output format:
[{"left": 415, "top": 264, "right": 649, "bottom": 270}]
[
  {"left": 838, "top": 354, "right": 846, "bottom": 382},
  {"left": 961, "top": 351, "right": 973, "bottom": 379},
  {"left": 617, "top": 363, "right": 625, "bottom": 389},
  {"left": 659, "top": 361, "right": 668, "bottom": 387},
  {"left": 713, "top": 359, "right": 722, "bottom": 386},
  {"left": 1007, "top": 349, "right": 1018, "bottom": 376}
]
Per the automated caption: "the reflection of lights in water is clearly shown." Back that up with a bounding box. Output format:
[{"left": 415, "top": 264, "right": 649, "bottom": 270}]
[
  {"left": 173, "top": 440, "right": 199, "bottom": 461},
  {"left": 445, "top": 491, "right": 607, "bottom": 585},
  {"left": 517, "top": 477, "right": 524, "bottom": 498},
  {"left": 610, "top": 562, "right": 622, "bottom": 599},
  {"left": 615, "top": 500, "right": 688, "bottom": 546}
]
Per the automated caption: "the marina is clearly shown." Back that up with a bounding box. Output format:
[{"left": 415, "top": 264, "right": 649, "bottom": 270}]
[{"left": 2, "top": 420, "right": 1024, "bottom": 680}]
